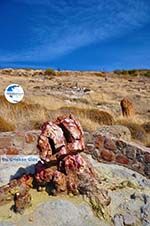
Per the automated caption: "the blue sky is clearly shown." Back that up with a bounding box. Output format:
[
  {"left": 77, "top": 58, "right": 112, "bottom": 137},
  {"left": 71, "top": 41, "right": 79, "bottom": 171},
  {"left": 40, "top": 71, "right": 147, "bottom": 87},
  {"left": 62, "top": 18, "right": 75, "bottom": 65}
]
[{"left": 0, "top": 0, "right": 150, "bottom": 71}]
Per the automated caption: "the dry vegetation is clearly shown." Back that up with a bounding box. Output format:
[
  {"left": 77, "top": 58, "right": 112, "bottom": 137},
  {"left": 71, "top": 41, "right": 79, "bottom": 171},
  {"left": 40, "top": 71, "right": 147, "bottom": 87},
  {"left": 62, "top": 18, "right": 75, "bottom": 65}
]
[
  {"left": 113, "top": 69, "right": 150, "bottom": 78},
  {"left": 0, "top": 95, "right": 113, "bottom": 132},
  {"left": 0, "top": 69, "right": 149, "bottom": 147},
  {"left": 116, "top": 118, "right": 147, "bottom": 144},
  {"left": 0, "top": 116, "right": 16, "bottom": 132},
  {"left": 0, "top": 95, "right": 48, "bottom": 131},
  {"left": 59, "top": 106, "right": 114, "bottom": 125}
]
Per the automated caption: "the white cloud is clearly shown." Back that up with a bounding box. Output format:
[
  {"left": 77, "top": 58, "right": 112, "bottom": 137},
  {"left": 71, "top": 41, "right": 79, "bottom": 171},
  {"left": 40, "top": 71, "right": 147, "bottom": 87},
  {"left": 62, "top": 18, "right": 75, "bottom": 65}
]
[{"left": 1, "top": 0, "right": 150, "bottom": 63}]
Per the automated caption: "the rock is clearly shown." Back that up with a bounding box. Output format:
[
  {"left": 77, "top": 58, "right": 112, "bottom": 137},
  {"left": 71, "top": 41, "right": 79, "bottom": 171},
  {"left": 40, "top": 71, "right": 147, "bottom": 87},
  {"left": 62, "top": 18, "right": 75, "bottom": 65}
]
[
  {"left": 116, "top": 155, "right": 129, "bottom": 165},
  {"left": 104, "top": 138, "right": 116, "bottom": 151},
  {"left": 130, "top": 193, "right": 136, "bottom": 200},
  {"left": 84, "top": 154, "right": 150, "bottom": 223},
  {"left": 142, "top": 222, "right": 150, "bottom": 226},
  {"left": 6, "top": 147, "right": 19, "bottom": 155},
  {"left": 85, "top": 144, "right": 95, "bottom": 154},
  {"left": 144, "top": 153, "right": 150, "bottom": 163},
  {"left": 0, "top": 137, "right": 12, "bottom": 149},
  {"left": 84, "top": 132, "right": 93, "bottom": 144},
  {"left": 101, "top": 149, "right": 115, "bottom": 162},
  {"left": 120, "top": 97, "right": 135, "bottom": 117},
  {"left": 14, "top": 190, "right": 32, "bottom": 214},
  {"left": 126, "top": 147, "right": 136, "bottom": 160},
  {"left": 141, "top": 203, "right": 150, "bottom": 224},
  {"left": 83, "top": 88, "right": 91, "bottom": 93},
  {"left": 113, "top": 214, "right": 124, "bottom": 226},
  {"left": 123, "top": 213, "right": 136, "bottom": 225},
  {"left": 144, "top": 164, "right": 150, "bottom": 177},
  {"left": 142, "top": 194, "right": 150, "bottom": 204},
  {"left": 115, "top": 140, "right": 127, "bottom": 149},
  {"left": 0, "top": 131, "right": 40, "bottom": 156},
  {"left": 95, "top": 126, "right": 131, "bottom": 141},
  {"left": 25, "top": 133, "right": 36, "bottom": 144},
  {"left": 114, "top": 211, "right": 137, "bottom": 226},
  {"left": 92, "top": 149, "right": 101, "bottom": 160},
  {"left": 94, "top": 134, "right": 105, "bottom": 149}
]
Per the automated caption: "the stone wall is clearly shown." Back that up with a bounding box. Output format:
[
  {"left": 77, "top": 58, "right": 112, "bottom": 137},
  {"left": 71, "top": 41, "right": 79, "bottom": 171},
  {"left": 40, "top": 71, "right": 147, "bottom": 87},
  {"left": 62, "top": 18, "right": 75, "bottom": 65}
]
[
  {"left": 85, "top": 131, "right": 150, "bottom": 179},
  {"left": 0, "top": 130, "right": 40, "bottom": 156},
  {"left": 0, "top": 130, "right": 149, "bottom": 178}
]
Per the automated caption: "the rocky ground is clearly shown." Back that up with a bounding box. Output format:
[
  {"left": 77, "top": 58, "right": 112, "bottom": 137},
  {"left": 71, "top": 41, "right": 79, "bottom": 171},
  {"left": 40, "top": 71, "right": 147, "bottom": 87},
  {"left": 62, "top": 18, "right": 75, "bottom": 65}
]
[
  {"left": 0, "top": 154, "right": 149, "bottom": 226},
  {"left": 0, "top": 69, "right": 149, "bottom": 120},
  {"left": 0, "top": 128, "right": 149, "bottom": 226}
]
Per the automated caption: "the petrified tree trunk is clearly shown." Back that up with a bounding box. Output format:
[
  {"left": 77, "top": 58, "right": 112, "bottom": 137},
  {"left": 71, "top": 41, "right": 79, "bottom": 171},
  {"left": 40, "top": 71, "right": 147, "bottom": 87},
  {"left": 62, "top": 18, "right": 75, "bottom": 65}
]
[
  {"left": 120, "top": 97, "right": 135, "bottom": 117},
  {"left": 0, "top": 114, "right": 111, "bottom": 218}
]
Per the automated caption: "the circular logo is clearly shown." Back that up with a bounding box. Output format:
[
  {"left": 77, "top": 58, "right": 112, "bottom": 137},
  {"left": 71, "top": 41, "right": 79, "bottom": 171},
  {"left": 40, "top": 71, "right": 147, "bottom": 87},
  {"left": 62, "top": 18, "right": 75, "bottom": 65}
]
[{"left": 4, "top": 84, "right": 24, "bottom": 104}]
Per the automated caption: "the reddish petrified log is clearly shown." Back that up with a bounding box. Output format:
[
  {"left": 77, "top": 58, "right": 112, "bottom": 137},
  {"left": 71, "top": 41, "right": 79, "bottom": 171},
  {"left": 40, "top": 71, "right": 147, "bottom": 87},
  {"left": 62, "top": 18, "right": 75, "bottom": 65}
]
[
  {"left": 38, "top": 121, "right": 66, "bottom": 162},
  {"left": 0, "top": 174, "right": 33, "bottom": 206},
  {"left": 14, "top": 189, "right": 32, "bottom": 214},
  {"left": 0, "top": 114, "right": 111, "bottom": 216},
  {"left": 37, "top": 114, "right": 85, "bottom": 163},
  {"left": 120, "top": 97, "right": 135, "bottom": 117},
  {"left": 55, "top": 114, "right": 85, "bottom": 155}
]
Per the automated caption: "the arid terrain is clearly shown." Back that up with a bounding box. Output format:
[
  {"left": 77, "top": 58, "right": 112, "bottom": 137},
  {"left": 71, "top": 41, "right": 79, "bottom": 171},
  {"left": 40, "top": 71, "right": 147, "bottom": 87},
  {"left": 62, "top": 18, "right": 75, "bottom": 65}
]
[
  {"left": 0, "top": 69, "right": 150, "bottom": 226},
  {"left": 0, "top": 69, "right": 149, "bottom": 146}
]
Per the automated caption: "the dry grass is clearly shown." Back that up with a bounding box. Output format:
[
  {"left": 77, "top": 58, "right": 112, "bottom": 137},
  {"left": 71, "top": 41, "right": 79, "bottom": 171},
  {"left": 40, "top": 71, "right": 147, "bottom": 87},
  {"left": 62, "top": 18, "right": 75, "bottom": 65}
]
[
  {"left": 142, "top": 121, "right": 150, "bottom": 133},
  {"left": 31, "top": 103, "right": 114, "bottom": 131},
  {"left": 58, "top": 106, "right": 114, "bottom": 125},
  {"left": 1, "top": 95, "right": 110, "bottom": 131},
  {"left": 116, "top": 118, "right": 147, "bottom": 144},
  {"left": 144, "top": 134, "right": 150, "bottom": 148},
  {"left": 84, "top": 92, "right": 113, "bottom": 105},
  {"left": 0, "top": 95, "right": 48, "bottom": 130},
  {"left": 28, "top": 95, "right": 64, "bottom": 110},
  {"left": 0, "top": 69, "right": 149, "bottom": 148},
  {"left": 0, "top": 116, "right": 16, "bottom": 132},
  {"left": 0, "top": 92, "right": 149, "bottom": 147},
  {"left": 76, "top": 117, "right": 100, "bottom": 132},
  {"left": 141, "top": 121, "right": 150, "bottom": 147}
]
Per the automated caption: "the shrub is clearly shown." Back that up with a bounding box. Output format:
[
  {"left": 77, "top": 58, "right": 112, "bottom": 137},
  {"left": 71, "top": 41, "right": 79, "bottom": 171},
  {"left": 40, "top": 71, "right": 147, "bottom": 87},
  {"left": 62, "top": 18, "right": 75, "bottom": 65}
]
[
  {"left": 127, "top": 70, "right": 138, "bottom": 76},
  {"left": 114, "top": 70, "right": 128, "bottom": 75},
  {"left": 114, "top": 69, "right": 150, "bottom": 77},
  {"left": 143, "top": 71, "right": 150, "bottom": 77},
  {"left": 44, "top": 68, "right": 56, "bottom": 76},
  {"left": 113, "top": 70, "right": 121, "bottom": 75}
]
